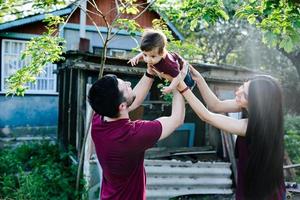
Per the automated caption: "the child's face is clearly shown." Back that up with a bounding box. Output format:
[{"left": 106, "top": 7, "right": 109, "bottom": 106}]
[{"left": 142, "top": 47, "right": 164, "bottom": 65}]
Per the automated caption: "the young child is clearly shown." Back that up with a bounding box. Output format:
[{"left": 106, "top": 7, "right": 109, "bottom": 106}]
[{"left": 128, "top": 29, "right": 195, "bottom": 94}]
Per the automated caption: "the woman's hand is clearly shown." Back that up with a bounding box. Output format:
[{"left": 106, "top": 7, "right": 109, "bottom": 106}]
[
  {"left": 180, "top": 62, "right": 189, "bottom": 79},
  {"left": 189, "top": 65, "right": 203, "bottom": 83}
]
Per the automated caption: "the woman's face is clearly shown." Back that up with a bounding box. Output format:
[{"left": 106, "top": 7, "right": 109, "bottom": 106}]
[{"left": 235, "top": 81, "right": 250, "bottom": 108}]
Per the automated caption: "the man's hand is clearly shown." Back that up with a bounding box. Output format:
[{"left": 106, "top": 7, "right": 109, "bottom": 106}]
[
  {"left": 158, "top": 71, "right": 173, "bottom": 81},
  {"left": 148, "top": 64, "right": 164, "bottom": 79},
  {"left": 161, "top": 86, "right": 173, "bottom": 94},
  {"left": 146, "top": 64, "right": 156, "bottom": 75}
]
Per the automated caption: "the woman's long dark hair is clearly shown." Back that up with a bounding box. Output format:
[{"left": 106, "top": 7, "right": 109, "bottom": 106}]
[{"left": 244, "top": 75, "right": 284, "bottom": 200}]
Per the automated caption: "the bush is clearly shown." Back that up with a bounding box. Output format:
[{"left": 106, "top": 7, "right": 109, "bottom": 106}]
[
  {"left": 284, "top": 115, "right": 300, "bottom": 134},
  {"left": 284, "top": 115, "right": 300, "bottom": 182},
  {"left": 0, "top": 142, "right": 86, "bottom": 200}
]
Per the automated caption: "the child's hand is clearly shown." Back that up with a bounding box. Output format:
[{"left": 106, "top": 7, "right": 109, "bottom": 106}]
[
  {"left": 162, "top": 86, "right": 173, "bottom": 94},
  {"left": 128, "top": 56, "right": 140, "bottom": 66}
]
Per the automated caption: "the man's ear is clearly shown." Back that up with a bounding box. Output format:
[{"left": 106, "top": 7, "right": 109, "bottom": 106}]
[{"left": 119, "top": 102, "right": 127, "bottom": 111}]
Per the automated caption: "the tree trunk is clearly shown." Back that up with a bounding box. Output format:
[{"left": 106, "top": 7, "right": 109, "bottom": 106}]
[{"left": 280, "top": 50, "right": 300, "bottom": 79}]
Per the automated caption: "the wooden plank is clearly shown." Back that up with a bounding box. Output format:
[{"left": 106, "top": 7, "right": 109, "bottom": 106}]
[
  {"left": 76, "top": 70, "right": 84, "bottom": 151},
  {"left": 221, "top": 131, "right": 238, "bottom": 185},
  {"left": 145, "top": 146, "right": 214, "bottom": 159},
  {"left": 147, "top": 177, "right": 232, "bottom": 185},
  {"left": 144, "top": 159, "right": 231, "bottom": 168},
  {"left": 146, "top": 188, "right": 233, "bottom": 198},
  {"left": 145, "top": 166, "right": 232, "bottom": 176},
  {"left": 284, "top": 151, "right": 297, "bottom": 180},
  {"left": 73, "top": 62, "right": 146, "bottom": 75},
  {"left": 67, "top": 68, "right": 73, "bottom": 146},
  {"left": 284, "top": 163, "right": 300, "bottom": 169}
]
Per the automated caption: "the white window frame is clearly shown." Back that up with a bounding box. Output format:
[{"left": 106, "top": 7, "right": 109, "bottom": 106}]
[{"left": 1, "top": 39, "right": 58, "bottom": 95}]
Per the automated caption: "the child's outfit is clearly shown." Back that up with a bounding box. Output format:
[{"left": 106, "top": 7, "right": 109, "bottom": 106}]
[{"left": 152, "top": 52, "right": 195, "bottom": 89}]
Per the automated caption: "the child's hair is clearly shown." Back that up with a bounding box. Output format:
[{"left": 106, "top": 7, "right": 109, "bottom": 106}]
[{"left": 140, "top": 29, "right": 167, "bottom": 55}]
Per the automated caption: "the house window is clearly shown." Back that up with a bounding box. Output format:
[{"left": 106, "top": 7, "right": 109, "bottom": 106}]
[{"left": 1, "top": 39, "right": 57, "bottom": 94}]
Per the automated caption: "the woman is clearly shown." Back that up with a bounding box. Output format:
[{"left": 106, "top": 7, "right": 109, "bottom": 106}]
[{"left": 177, "top": 67, "right": 285, "bottom": 200}]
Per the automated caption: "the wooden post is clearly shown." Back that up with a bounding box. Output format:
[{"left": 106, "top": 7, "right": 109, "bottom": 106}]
[{"left": 221, "top": 131, "right": 238, "bottom": 185}]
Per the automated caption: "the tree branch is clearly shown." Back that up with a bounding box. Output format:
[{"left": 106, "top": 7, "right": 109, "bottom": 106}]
[
  {"left": 87, "top": 0, "right": 110, "bottom": 27},
  {"left": 132, "top": 0, "right": 156, "bottom": 20},
  {"left": 78, "top": 4, "right": 105, "bottom": 44},
  {"left": 56, "top": 0, "right": 83, "bottom": 36},
  {"left": 115, "top": 0, "right": 120, "bottom": 15}
]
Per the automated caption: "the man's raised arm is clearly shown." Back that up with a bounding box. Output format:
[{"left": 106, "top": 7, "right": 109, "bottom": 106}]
[
  {"left": 157, "top": 89, "right": 185, "bottom": 140},
  {"left": 129, "top": 67, "right": 155, "bottom": 112}
]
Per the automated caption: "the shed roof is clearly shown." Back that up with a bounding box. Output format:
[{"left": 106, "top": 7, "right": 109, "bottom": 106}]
[{"left": 61, "top": 51, "right": 257, "bottom": 83}]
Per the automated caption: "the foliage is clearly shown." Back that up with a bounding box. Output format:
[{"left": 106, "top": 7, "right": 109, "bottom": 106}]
[
  {"left": 5, "top": 15, "right": 65, "bottom": 96},
  {"left": 284, "top": 115, "right": 300, "bottom": 182},
  {"left": 0, "top": 142, "right": 86, "bottom": 200},
  {"left": 228, "top": 26, "right": 300, "bottom": 113},
  {"left": 157, "top": 80, "right": 173, "bottom": 103},
  {"left": 155, "top": 0, "right": 300, "bottom": 79},
  {"left": 0, "top": 0, "right": 70, "bottom": 23},
  {"left": 2, "top": 0, "right": 146, "bottom": 95},
  {"left": 284, "top": 115, "right": 300, "bottom": 135},
  {"left": 114, "top": 18, "right": 142, "bottom": 36},
  {"left": 187, "top": 20, "right": 249, "bottom": 64},
  {"left": 154, "top": 0, "right": 300, "bottom": 54},
  {"left": 235, "top": 0, "right": 300, "bottom": 53},
  {"left": 152, "top": 1, "right": 246, "bottom": 64},
  {"left": 118, "top": 0, "right": 140, "bottom": 15},
  {"left": 154, "top": 0, "right": 229, "bottom": 30}
]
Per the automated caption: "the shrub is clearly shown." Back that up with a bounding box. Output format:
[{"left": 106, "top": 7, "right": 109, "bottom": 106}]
[
  {"left": 0, "top": 142, "right": 86, "bottom": 200},
  {"left": 284, "top": 115, "right": 300, "bottom": 182}
]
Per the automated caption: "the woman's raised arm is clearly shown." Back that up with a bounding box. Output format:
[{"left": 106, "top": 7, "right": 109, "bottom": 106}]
[
  {"left": 178, "top": 81, "right": 247, "bottom": 136},
  {"left": 190, "top": 66, "right": 241, "bottom": 113}
]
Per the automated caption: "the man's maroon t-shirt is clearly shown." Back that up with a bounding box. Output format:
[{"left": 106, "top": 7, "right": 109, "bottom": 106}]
[
  {"left": 91, "top": 114, "right": 162, "bottom": 200},
  {"left": 153, "top": 52, "right": 184, "bottom": 78}
]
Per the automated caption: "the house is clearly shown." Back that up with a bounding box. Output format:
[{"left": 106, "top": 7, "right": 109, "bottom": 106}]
[{"left": 0, "top": 0, "right": 183, "bottom": 143}]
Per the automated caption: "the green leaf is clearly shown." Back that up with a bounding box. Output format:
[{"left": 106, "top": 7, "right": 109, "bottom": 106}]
[
  {"left": 126, "top": 7, "right": 139, "bottom": 15},
  {"left": 190, "top": 18, "right": 198, "bottom": 31},
  {"left": 262, "top": 31, "right": 278, "bottom": 47},
  {"left": 247, "top": 15, "right": 256, "bottom": 24},
  {"left": 279, "top": 36, "right": 294, "bottom": 53},
  {"left": 294, "top": 19, "right": 300, "bottom": 28},
  {"left": 217, "top": 9, "right": 229, "bottom": 21}
]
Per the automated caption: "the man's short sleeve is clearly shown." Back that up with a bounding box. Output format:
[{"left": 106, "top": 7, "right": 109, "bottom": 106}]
[{"left": 130, "top": 120, "right": 162, "bottom": 151}]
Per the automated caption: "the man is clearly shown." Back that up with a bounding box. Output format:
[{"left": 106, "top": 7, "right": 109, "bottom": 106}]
[{"left": 88, "top": 68, "right": 185, "bottom": 200}]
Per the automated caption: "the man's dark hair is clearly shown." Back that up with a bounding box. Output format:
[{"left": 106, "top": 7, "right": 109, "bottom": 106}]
[
  {"left": 88, "top": 75, "right": 125, "bottom": 118},
  {"left": 140, "top": 29, "right": 167, "bottom": 54}
]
